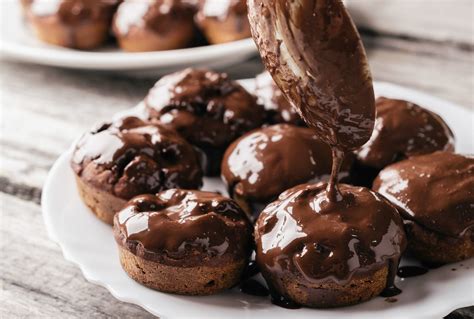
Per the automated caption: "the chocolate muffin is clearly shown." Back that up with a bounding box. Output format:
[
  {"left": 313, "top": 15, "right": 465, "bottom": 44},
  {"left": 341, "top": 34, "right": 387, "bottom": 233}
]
[
  {"left": 145, "top": 68, "right": 265, "bottom": 175},
  {"left": 373, "top": 151, "right": 474, "bottom": 264},
  {"left": 255, "top": 71, "right": 304, "bottom": 126},
  {"left": 25, "top": 0, "right": 120, "bottom": 49},
  {"left": 20, "top": 0, "right": 33, "bottom": 12},
  {"left": 221, "top": 124, "right": 353, "bottom": 219},
  {"left": 71, "top": 116, "right": 203, "bottom": 225},
  {"left": 195, "top": 0, "right": 251, "bottom": 44},
  {"left": 114, "top": 189, "right": 252, "bottom": 295},
  {"left": 112, "top": 0, "right": 196, "bottom": 52},
  {"left": 354, "top": 97, "right": 455, "bottom": 186},
  {"left": 255, "top": 183, "right": 407, "bottom": 308}
]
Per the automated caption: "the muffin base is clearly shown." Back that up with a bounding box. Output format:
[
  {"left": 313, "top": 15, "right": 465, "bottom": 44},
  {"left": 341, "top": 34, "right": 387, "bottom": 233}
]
[
  {"left": 115, "top": 24, "right": 194, "bottom": 52},
  {"left": 29, "top": 15, "right": 110, "bottom": 49},
  {"left": 405, "top": 221, "right": 474, "bottom": 264},
  {"left": 118, "top": 246, "right": 246, "bottom": 295},
  {"left": 264, "top": 266, "right": 389, "bottom": 308},
  {"left": 75, "top": 175, "right": 126, "bottom": 225},
  {"left": 198, "top": 15, "right": 251, "bottom": 44}
]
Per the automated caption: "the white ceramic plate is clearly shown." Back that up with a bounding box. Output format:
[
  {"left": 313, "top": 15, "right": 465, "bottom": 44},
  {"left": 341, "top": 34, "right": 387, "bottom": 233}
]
[
  {"left": 42, "top": 80, "right": 474, "bottom": 319},
  {"left": 0, "top": 0, "right": 257, "bottom": 73}
]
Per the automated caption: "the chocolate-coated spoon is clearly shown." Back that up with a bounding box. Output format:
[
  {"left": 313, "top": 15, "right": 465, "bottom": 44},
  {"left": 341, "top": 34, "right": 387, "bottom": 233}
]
[{"left": 247, "top": 0, "right": 376, "bottom": 151}]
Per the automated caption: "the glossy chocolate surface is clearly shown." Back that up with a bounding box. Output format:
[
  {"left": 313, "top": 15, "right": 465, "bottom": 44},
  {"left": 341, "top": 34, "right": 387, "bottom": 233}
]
[
  {"left": 255, "top": 183, "right": 406, "bottom": 288},
  {"left": 397, "top": 266, "right": 428, "bottom": 278},
  {"left": 145, "top": 68, "right": 264, "bottom": 173},
  {"left": 114, "top": 189, "right": 252, "bottom": 265},
  {"left": 248, "top": 0, "right": 375, "bottom": 151},
  {"left": 357, "top": 97, "right": 455, "bottom": 169},
  {"left": 29, "top": 0, "right": 119, "bottom": 24},
  {"left": 71, "top": 116, "right": 202, "bottom": 200},
  {"left": 113, "top": 0, "right": 195, "bottom": 36},
  {"left": 373, "top": 151, "right": 474, "bottom": 238},
  {"left": 255, "top": 71, "right": 304, "bottom": 126},
  {"left": 221, "top": 124, "right": 352, "bottom": 204}
]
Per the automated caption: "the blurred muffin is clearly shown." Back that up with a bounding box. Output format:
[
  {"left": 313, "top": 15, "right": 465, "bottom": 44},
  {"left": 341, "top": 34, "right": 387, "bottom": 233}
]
[
  {"left": 112, "top": 0, "right": 196, "bottom": 52},
  {"left": 195, "top": 0, "right": 251, "bottom": 44},
  {"left": 25, "top": 0, "right": 120, "bottom": 49}
]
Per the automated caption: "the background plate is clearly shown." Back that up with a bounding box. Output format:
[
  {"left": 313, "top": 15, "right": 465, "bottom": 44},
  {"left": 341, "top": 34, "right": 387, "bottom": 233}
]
[
  {"left": 0, "top": 0, "right": 257, "bottom": 73},
  {"left": 42, "top": 80, "right": 474, "bottom": 319}
]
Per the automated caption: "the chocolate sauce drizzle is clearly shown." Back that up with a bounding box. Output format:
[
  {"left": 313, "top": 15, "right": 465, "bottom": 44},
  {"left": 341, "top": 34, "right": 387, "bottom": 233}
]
[
  {"left": 247, "top": 0, "right": 407, "bottom": 307},
  {"left": 270, "top": 293, "right": 302, "bottom": 309},
  {"left": 397, "top": 266, "right": 429, "bottom": 278},
  {"left": 241, "top": 260, "right": 260, "bottom": 281},
  {"left": 239, "top": 279, "right": 269, "bottom": 297}
]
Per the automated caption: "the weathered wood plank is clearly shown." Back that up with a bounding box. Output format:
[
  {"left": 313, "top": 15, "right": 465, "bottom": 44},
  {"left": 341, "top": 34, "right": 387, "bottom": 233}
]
[
  {"left": 0, "top": 193, "right": 155, "bottom": 318},
  {"left": 348, "top": 0, "right": 474, "bottom": 45},
  {"left": 363, "top": 36, "right": 474, "bottom": 110}
]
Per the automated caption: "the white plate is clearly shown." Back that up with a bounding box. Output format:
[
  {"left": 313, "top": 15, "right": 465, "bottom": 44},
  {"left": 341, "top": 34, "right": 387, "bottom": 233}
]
[
  {"left": 0, "top": 0, "right": 257, "bottom": 73},
  {"left": 42, "top": 80, "right": 474, "bottom": 319}
]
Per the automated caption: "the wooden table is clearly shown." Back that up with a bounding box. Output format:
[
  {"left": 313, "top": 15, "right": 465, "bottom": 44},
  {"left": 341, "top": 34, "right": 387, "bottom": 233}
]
[{"left": 1, "top": 12, "right": 473, "bottom": 318}]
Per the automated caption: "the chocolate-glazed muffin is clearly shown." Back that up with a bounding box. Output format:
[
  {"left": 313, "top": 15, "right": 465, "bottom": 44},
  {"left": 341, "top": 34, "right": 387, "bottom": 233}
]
[
  {"left": 112, "top": 0, "right": 196, "bottom": 52},
  {"left": 221, "top": 124, "right": 353, "bottom": 219},
  {"left": 373, "top": 151, "right": 474, "bottom": 264},
  {"left": 71, "top": 116, "right": 203, "bottom": 225},
  {"left": 114, "top": 189, "right": 252, "bottom": 295},
  {"left": 25, "top": 0, "right": 120, "bottom": 49},
  {"left": 20, "top": 0, "right": 33, "bottom": 12},
  {"left": 354, "top": 97, "right": 455, "bottom": 186},
  {"left": 255, "top": 71, "right": 304, "bottom": 126},
  {"left": 145, "top": 68, "right": 265, "bottom": 175},
  {"left": 255, "top": 183, "right": 407, "bottom": 308},
  {"left": 195, "top": 0, "right": 251, "bottom": 44}
]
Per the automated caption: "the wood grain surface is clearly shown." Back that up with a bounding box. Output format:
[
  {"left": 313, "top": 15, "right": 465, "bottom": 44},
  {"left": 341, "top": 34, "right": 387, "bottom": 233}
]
[{"left": 1, "top": 17, "right": 473, "bottom": 319}]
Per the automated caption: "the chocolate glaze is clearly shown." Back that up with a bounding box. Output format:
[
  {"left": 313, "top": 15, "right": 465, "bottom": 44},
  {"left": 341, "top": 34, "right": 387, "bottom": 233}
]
[
  {"left": 255, "top": 183, "right": 406, "bottom": 295},
  {"left": 380, "top": 287, "right": 402, "bottom": 298},
  {"left": 29, "top": 0, "right": 119, "bottom": 24},
  {"left": 384, "top": 297, "right": 398, "bottom": 303},
  {"left": 113, "top": 189, "right": 252, "bottom": 267},
  {"left": 255, "top": 71, "right": 304, "bottom": 126},
  {"left": 145, "top": 68, "right": 265, "bottom": 175},
  {"left": 373, "top": 151, "right": 474, "bottom": 238},
  {"left": 270, "top": 293, "right": 302, "bottom": 309},
  {"left": 241, "top": 260, "right": 260, "bottom": 280},
  {"left": 248, "top": 0, "right": 375, "bottom": 151},
  {"left": 397, "top": 266, "right": 428, "bottom": 278},
  {"left": 71, "top": 116, "right": 202, "bottom": 200},
  {"left": 357, "top": 97, "right": 455, "bottom": 169},
  {"left": 421, "top": 261, "right": 444, "bottom": 269},
  {"left": 221, "top": 124, "right": 353, "bottom": 207},
  {"left": 113, "top": 0, "right": 195, "bottom": 36},
  {"left": 239, "top": 279, "right": 269, "bottom": 297}
]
